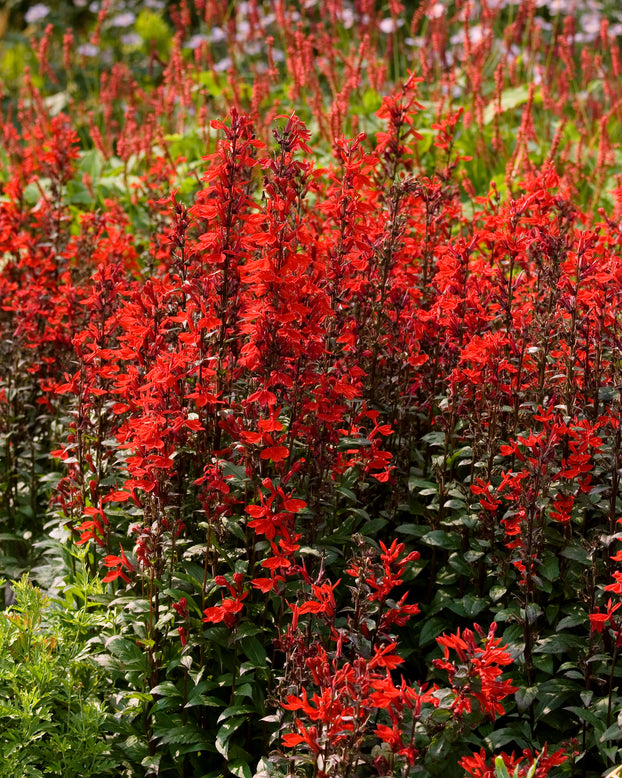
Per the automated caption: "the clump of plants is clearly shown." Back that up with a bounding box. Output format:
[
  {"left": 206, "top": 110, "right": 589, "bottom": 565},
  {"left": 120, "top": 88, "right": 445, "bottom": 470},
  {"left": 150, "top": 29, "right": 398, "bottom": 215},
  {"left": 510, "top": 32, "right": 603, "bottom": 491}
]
[{"left": 0, "top": 573, "right": 121, "bottom": 776}]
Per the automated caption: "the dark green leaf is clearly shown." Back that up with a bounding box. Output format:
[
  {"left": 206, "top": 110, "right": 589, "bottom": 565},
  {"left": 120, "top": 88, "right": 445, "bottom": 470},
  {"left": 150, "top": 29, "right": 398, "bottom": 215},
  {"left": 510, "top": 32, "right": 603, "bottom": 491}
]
[
  {"left": 215, "top": 717, "right": 247, "bottom": 759},
  {"left": 218, "top": 705, "right": 254, "bottom": 723},
  {"left": 534, "top": 633, "right": 584, "bottom": 654},
  {"left": 229, "top": 761, "right": 253, "bottom": 778},
  {"left": 360, "top": 518, "right": 387, "bottom": 535},
  {"left": 515, "top": 686, "right": 537, "bottom": 712},
  {"left": 239, "top": 636, "right": 267, "bottom": 668},
  {"left": 559, "top": 546, "right": 591, "bottom": 565},
  {"left": 421, "top": 530, "right": 461, "bottom": 551},
  {"left": 419, "top": 616, "right": 448, "bottom": 646}
]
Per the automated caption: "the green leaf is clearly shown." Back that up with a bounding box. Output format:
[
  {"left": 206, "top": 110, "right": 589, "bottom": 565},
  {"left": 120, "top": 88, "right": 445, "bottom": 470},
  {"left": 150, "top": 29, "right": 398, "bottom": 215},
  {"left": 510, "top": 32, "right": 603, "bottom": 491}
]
[
  {"left": 215, "top": 716, "right": 247, "bottom": 759},
  {"left": 448, "top": 595, "right": 487, "bottom": 618},
  {"left": 185, "top": 694, "right": 226, "bottom": 709},
  {"left": 239, "top": 636, "right": 267, "bottom": 669},
  {"left": 360, "top": 518, "right": 387, "bottom": 535},
  {"left": 422, "top": 431, "right": 446, "bottom": 447},
  {"left": 203, "top": 626, "right": 232, "bottom": 648},
  {"left": 485, "top": 724, "right": 530, "bottom": 751},
  {"left": 141, "top": 753, "right": 162, "bottom": 773},
  {"left": 419, "top": 616, "right": 448, "bottom": 646},
  {"left": 566, "top": 706, "right": 605, "bottom": 731},
  {"left": 494, "top": 755, "right": 512, "bottom": 778},
  {"left": 150, "top": 681, "right": 182, "bottom": 698},
  {"left": 396, "top": 524, "right": 427, "bottom": 537},
  {"left": 428, "top": 735, "right": 451, "bottom": 761},
  {"left": 533, "top": 633, "right": 584, "bottom": 654},
  {"left": 338, "top": 436, "right": 371, "bottom": 448},
  {"left": 105, "top": 636, "right": 146, "bottom": 668},
  {"left": 229, "top": 761, "right": 252, "bottom": 778},
  {"left": 362, "top": 88, "right": 382, "bottom": 113},
  {"left": 532, "top": 654, "right": 554, "bottom": 675},
  {"left": 525, "top": 603, "right": 542, "bottom": 624},
  {"left": 409, "top": 476, "right": 437, "bottom": 491},
  {"left": 600, "top": 722, "right": 622, "bottom": 742},
  {"left": 236, "top": 623, "right": 263, "bottom": 639},
  {"left": 79, "top": 148, "right": 103, "bottom": 180},
  {"left": 489, "top": 585, "right": 507, "bottom": 603},
  {"left": 65, "top": 180, "right": 94, "bottom": 205},
  {"left": 336, "top": 485, "right": 356, "bottom": 501},
  {"left": 421, "top": 530, "right": 461, "bottom": 551},
  {"left": 556, "top": 613, "right": 587, "bottom": 631},
  {"left": 580, "top": 690, "right": 593, "bottom": 707},
  {"left": 483, "top": 84, "right": 531, "bottom": 124},
  {"left": 540, "top": 553, "right": 559, "bottom": 582},
  {"left": 559, "top": 546, "right": 591, "bottom": 565},
  {"left": 515, "top": 686, "right": 537, "bottom": 712},
  {"left": 159, "top": 726, "right": 208, "bottom": 746},
  {"left": 218, "top": 705, "right": 254, "bottom": 723}
]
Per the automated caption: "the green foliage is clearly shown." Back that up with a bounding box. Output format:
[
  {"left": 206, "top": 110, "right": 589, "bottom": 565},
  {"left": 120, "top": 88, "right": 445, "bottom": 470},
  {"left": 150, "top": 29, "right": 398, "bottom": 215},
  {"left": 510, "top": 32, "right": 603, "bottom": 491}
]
[
  {"left": 135, "top": 9, "right": 172, "bottom": 59},
  {"left": 0, "top": 574, "right": 122, "bottom": 776}
]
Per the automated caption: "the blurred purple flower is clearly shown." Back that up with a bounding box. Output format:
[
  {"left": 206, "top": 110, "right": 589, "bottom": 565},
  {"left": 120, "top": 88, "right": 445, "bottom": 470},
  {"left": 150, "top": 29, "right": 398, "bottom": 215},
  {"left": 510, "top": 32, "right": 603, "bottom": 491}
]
[
  {"left": 25, "top": 4, "right": 50, "bottom": 24},
  {"left": 379, "top": 17, "right": 398, "bottom": 34},
  {"left": 121, "top": 33, "right": 141, "bottom": 46},
  {"left": 214, "top": 57, "right": 232, "bottom": 72},
  {"left": 110, "top": 12, "right": 136, "bottom": 28},
  {"left": 186, "top": 34, "right": 208, "bottom": 50},
  {"left": 77, "top": 43, "right": 99, "bottom": 57}
]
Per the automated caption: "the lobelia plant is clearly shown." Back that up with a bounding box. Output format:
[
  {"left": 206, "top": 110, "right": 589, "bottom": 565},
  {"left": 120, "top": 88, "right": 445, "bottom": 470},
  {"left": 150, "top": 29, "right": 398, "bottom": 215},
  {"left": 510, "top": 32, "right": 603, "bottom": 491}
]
[
  {"left": 269, "top": 538, "right": 563, "bottom": 778},
  {"left": 4, "top": 2, "right": 622, "bottom": 777}
]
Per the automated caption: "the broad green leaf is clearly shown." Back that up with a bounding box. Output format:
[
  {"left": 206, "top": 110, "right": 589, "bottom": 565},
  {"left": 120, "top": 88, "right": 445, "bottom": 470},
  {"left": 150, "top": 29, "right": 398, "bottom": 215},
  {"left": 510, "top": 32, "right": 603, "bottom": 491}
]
[
  {"left": 236, "top": 623, "right": 263, "bottom": 639},
  {"left": 566, "top": 706, "right": 605, "bottom": 731},
  {"left": 218, "top": 705, "right": 255, "bottom": 723},
  {"left": 556, "top": 614, "right": 587, "bottom": 631},
  {"left": 540, "top": 554, "right": 559, "bottom": 582},
  {"left": 515, "top": 686, "right": 538, "bottom": 712},
  {"left": 408, "top": 476, "right": 436, "bottom": 491},
  {"left": 485, "top": 724, "right": 530, "bottom": 751},
  {"left": 483, "top": 84, "right": 533, "bottom": 124},
  {"left": 600, "top": 722, "right": 622, "bottom": 742},
  {"left": 422, "top": 431, "right": 446, "bottom": 447},
  {"left": 159, "top": 726, "right": 208, "bottom": 746},
  {"left": 419, "top": 616, "right": 448, "bottom": 646},
  {"left": 489, "top": 585, "right": 506, "bottom": 602},
  {"left": 559, "top": 546, "right": 591, "bottom": 565},
  {"left": 396, "top": 524, "right": 427, "bottom": 537},
  {"left": 105, "top": 636, "right": 146, "bottom": 668},
  {"left": 448, "top": 595, "right": 487, "bottom": 618},
  {"left": 150, "top": 681, "right": 182, "bottom": 698},
  {"left": 360, "top": 518, "right": 387, "bottom": 535},
  {"left": 215, "top": 716, "right": 246, "bottom": 759},
  {"left": 533, "top": 633, "right": 584, "bottom": 654},
  {"left": 239, "top": 636, "right": 267, "bottom": 669},
  {"left": 421, "top": 530, "right": 461, "bottom": 551}
]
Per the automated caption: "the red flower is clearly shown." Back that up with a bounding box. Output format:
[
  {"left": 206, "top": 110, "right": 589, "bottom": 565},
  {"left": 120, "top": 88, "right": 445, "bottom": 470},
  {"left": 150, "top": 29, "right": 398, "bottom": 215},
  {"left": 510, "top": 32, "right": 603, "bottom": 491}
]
[{"left": 102, "top": 545, "right": 134, "bottom": 584}]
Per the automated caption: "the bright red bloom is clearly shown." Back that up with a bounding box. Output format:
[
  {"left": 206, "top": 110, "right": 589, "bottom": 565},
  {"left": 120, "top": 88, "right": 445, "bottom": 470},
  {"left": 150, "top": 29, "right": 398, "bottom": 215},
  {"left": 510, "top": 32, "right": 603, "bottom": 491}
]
[
  {"left": 460, "top": 746, "right": 567, "bottom": 778},
  {"left": 434, "top": 623, "right": 517, "bottom": 720},
  {"left": 102, "top": 545, "right": 134, "bottom": 584}
]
